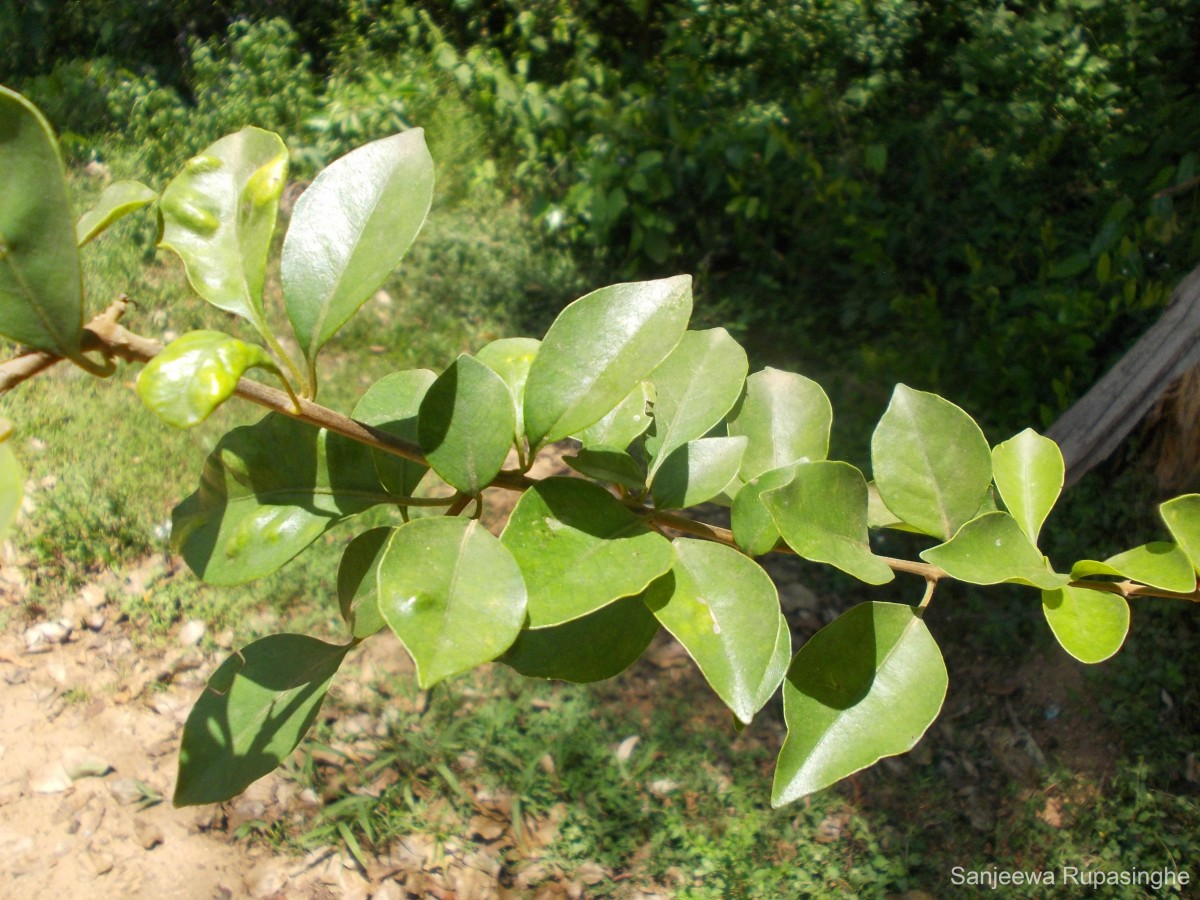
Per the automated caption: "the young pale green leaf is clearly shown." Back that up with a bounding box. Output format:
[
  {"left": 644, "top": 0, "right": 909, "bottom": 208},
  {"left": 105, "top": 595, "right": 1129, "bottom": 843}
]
[
  {"left": 644, "top": 328, "right": 748, "bottom": 478},
  {"left": 171, "top": 413, "right": 385, "bottom": 585},
  {"left": 991, "top": 428, "right": 1063, "bottom": 544},
  {"left": 476, "top": 337, "right": 539, "bottom": 444},
  {"left": 136, "top": 330, "right": 283, "bottom": 429},
  {"left": 501, "top": 593, "right": 659, "bottom": 683},
  {"left": 1071, "top": 542, "right": 1196, "bottom": 594},
  {"left": 763, "top": 462, "right": 894, "bottom": 585},
  {"left": 0, "top": 86, "right": 83, "bottom": 357},
  {"left": 418, "top": 355, "right": 516, "bottom": 495},
  {"left": 731, "top": 464, "right": 797, "bottom": 555},
  {"left": 352, "top": 369, "right": 436, "bottom": 497},
  {"left": 566, "top": 446, "right": 647, "bottom": 492},
  {"left": 866, "top": 481, "right": 923, "bottom": 533},
  {"left": 337, "top": 527, "right": 393, "bottom": 639},
  {"left": 174, "top": 634, "right": 350, "bottom": 806},
  {"left": 158, "top": 128, "right": 288, "bottom": 337},
  {"left": 282, "top": 129, "right": 434, "bottom": 368},
  {"left": 1042, "top": 586, "right": 1130, "bottom": 664},
  {"left": 772, "top": 602, "right": 947, "bottom": 806},
  {"left": 728, "top": 367, "right": 832, "bottom": 482},
  {"left": 1160, "top": 494, "right": 1200, "bottom": 575},
  {"left": 871, "top": 384, "right": 992, "bottom": 540},
  {"left": 644, "top": 539, "right": 785, "bottom": 724},
  {"left": 378, "top": 517, "right": 526, "bottom": 688},
  {"left": 523, "top": 276, "right": 692, "bottom": 447},
  {"left": 577, "top": 381, "right": 654, "bottom": 450},
  {"left": 651, "top": 436, "right": 747, "bottom": 509},
  {"left": 920, "top": 512, "right": 1069, "bottom": 589},
  {"left": 0, "top": 426, "right": 23, "bottom": 540},
  {"left": 500, "top": 477, "right": 675, "bottom": 628},
  {"left": 76, "top": 180, "right": 157, "bottom": 246}
]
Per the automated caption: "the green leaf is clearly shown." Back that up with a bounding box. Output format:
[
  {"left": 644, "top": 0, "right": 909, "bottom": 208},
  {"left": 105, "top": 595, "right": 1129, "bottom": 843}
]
[
  {"left": 728, "top": 367, "right": 832, "bottom": 482},
  {"left": 764, "top": 462, "right": 894, "bottom": 585},
  {"left": 651, "top": 436, "right": 747, "bottom": 509},
  {"left": 76, "top": 180, "right": 157, "bottom": 246},
  {"left": 282, "top": 129, "right": 434, "bottom": 369},
  {"left": 0, "top": 424, "right": 24, "bottom": 540},
  {"left": 920, "top": 512, "right": 1069, "bottom": 589},
  {"left": 577, "top": 381, "right": 654, "bottom": 450},
  {"left": 645, "top": 540, "right": 786, "bottom": 723},
  {"left": 523, "top": 276, "right": 692, "bottom": 447},
  {"left": 352, "top": 369, "right": 436, "bottom": 497},
  {"left": 1071, "top": 542, "right": 1196, "bottom": 593},
  {"left": 1043, "top": 586, "right": 1130, "bottom": 664},
  {"left": 731, "top": 465, "right": 797, "bottom": 555},
  {"left": 475, "top": 337, "right": 539, "bottom": 444},
  {"left": 159, "top": 128, "right": 288, "bottom": 338},
  {"left": 136, "top": 330, "right": 283, "bottom": 429},
  {"left": 500, "top": 477, "right": 675, "bottom": 628},
  {"left": 644, "top": 328, "right": 748, "bottom": 479},
  {"left": 772, "top": 602, "right": 947, "bottom": 806},
  {"left": 501, "top": 593, "right": 659, "bottom": 682},
  {"left": 566, "top": 446, "right": 646, "bottom": 491},
  {"left": 0, "top": 85, "right": 83, "bottom": 357},
  {"left": 174, "top": 634, "right": 350, "bottom": 806},
  {"left": 378, "top": 517, "right": 526, "bottom": 688},
  {"left": 172, "top": 413, "right": 385, "bottom": 585},
  {"left": 337, "top": 527, "right": 392, "bottom": 639},
  {"left": 1160, "top": 494, "right": 1200, "bottom": 575},
  {"left": 871, "top": 385, "right": 992, "bottom": 540},
  {"left": 418, "top": 355, "right": 515, "bottom": 495},
  {"left": 991, "top": 429, "right": 1063, "bottom": 544}
]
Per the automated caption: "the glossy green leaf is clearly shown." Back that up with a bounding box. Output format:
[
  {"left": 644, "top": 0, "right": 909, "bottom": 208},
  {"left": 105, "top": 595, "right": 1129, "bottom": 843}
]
[
  {"left": 136, "top": 330, "right": 283, "bottom": 429},
  {"left": 644, "top": 328, "right": 748, "bottom": 479},
  {"left": 566, "top": 446, "right": 646, "bottom": 491},
  {"left": 378, "top": 517, "right": 526, "bottom": 688},
  {"left": 1071, "top": 542, "right": 1196, "bottom": 593},
  {"left": 728, "top": 367, "right": 832, "bottom": 481},
  {"left": 282, "top": 130, "right": 434, "bottom": 367},
  {"left": 476, "top": 337, "right": 539, "bottom": 444},
  {"left": 1042, "top": 586, "right": 1130, "bottom": 664},
  {"left": 352, "top": 369, "right": 436, "bottom": 497},
  {"left": 871, "top": 384, "right": 992, "bottom": 540},
  {"left": 500, "top": 477, "right": 675, "bottom": 628},
  {"left": 991, "top": 428, "right": 1063, "bottom": 544},
  {"left": 172, "top": 413, "right": 384, "bottom": 585},
  {"left": 763, "top": 462, "right": 894, "bottom": 585},
  {"left": 731, "top": 464, "right": 797, "bottom": 555},
  {"left": 501, "top": 593, "right": 659, "bottom": 682},
  {"left": 174, "top": 634, "right": 350, "bottom": 806},
  {"left": 0, "top": 424, "right": 24, "bottom": 540},
  {"left": 418, "top": 355, "right": 515, "bottom": 495},
  {"left": 920, "top": 511, "right": 1069, "bottom": 589},
  {"left": 651, "top": 436, "right": 747, "bottom": 509},
  {"left": 523, "top": 276, "right": 692, "bottom": 447},
  {"left": 644, "top": 540, "right": 786, "bottom": 724},
  {"left": 76, "top": 180, "right": 157, "bottom": 246},
  {"left": 772, "top": 602, "right": 947, "bottom": 806},
  {"left": 1161, "top": 494, "right": 1200, "bottom": 575},
  {"left": 337, "top": 527, "right": 392, "bottom": 639},
  {"left": 159, "top": 128, "right": 288, "bottom": 337},
  {"left": 577, "top": 381, "right": 654, "bottom": 450},
  {"left": 0, "top": 86, "right": 83, "bottom": 357}
]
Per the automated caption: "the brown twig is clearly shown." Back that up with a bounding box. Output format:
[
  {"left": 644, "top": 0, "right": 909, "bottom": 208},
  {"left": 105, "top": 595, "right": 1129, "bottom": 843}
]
[{"left": 6, "top": 307, "right": 1200, "bottom": 604}]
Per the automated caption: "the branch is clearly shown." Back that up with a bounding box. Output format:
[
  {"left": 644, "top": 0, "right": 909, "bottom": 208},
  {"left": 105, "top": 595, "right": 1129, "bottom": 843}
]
[{"left": 6, "top": 304, "right": 1200, "bottom": 603}]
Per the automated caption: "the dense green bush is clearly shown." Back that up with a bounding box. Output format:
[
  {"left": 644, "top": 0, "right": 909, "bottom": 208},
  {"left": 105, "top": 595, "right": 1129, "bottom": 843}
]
[
  {"left": 8, "top": 0, "right": 1200, "bottom": 440},
  {"left": 371, "top": 0, "right": 1200, "bottom": 437}
]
